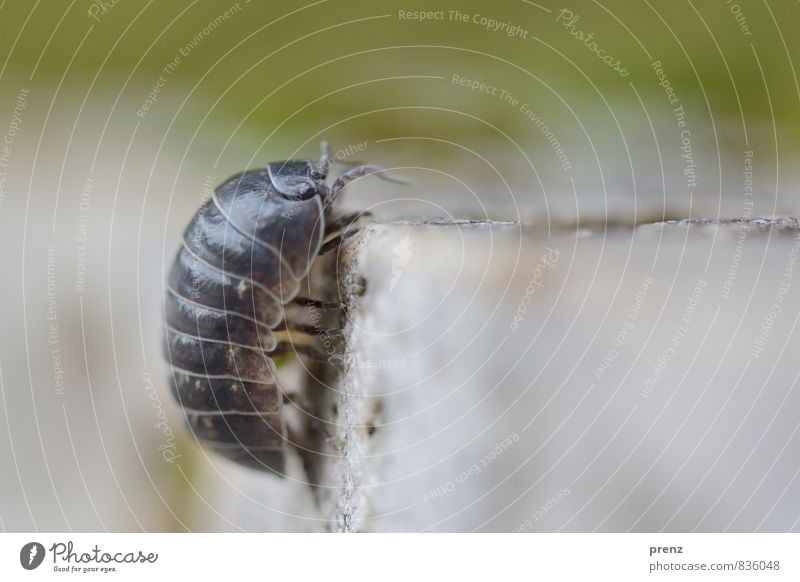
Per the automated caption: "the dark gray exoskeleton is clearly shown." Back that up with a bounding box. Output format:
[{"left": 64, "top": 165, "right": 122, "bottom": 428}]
[{"left": 163, "top": 143, "right": 403, "bottom": 475}]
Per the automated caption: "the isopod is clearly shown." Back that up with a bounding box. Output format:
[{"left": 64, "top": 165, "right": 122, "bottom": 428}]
[{"left": 163, "top": 143, "right": 402, "bottom": 474}]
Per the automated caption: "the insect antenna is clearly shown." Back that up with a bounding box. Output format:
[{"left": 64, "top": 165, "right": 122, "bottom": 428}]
[
  {"left": 328, "top": 164, "right": 408, "bottom": 204},
  {"left": 317, "top": 141, "right": 333, "bottom": 178}
]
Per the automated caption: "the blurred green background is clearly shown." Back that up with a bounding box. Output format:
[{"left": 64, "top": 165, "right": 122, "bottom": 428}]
[
  {"left": 3, "top": 0, "right": 797, "bottom": 144},
  {"left": 4, "top": 0, "right": 797, "bottom": 226}
]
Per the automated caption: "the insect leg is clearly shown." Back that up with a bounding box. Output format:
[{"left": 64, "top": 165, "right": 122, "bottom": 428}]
[
  {"left": 325, "top": 211, "right": 373, "bottom": 236},
  {"left": 291, "top": 297, "right": 343, "bottom": 310},
  {"left": 272, "top": 341, "right": 344, "bottom": 365},
  {"left": 317, "top": 211, "right": 372, "bottom": 255},
  {"left": 318, "top": 230, "right": 359, "bottom": 255},
  {"left": 273, "top": 320, "right": 343, "bottom": 339}
]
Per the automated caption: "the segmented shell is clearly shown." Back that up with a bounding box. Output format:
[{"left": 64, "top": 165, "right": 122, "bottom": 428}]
[{"left": 164, "top": 167, "right": 325, "bottom": 473}]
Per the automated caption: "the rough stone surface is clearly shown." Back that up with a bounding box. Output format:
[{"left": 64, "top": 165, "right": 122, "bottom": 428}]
[{"left": 334, "top": 220, "right": 800, "bottom": 532}]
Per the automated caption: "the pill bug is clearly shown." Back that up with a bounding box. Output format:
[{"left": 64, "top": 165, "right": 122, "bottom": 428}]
[{"left": 163, "top": 143, "right": 402, "bottom": 475}]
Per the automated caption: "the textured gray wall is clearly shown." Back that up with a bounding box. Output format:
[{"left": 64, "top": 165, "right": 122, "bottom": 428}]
[{"left": 336, "top": 221, "right": 800, "bottom": 531}]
